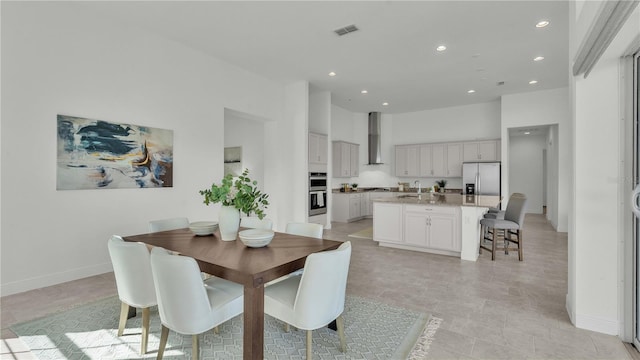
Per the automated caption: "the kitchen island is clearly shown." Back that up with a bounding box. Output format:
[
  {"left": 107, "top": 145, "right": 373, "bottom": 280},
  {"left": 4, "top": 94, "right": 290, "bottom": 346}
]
[{"left": 372, "top": 193, "right": 500, "bottom": 261}]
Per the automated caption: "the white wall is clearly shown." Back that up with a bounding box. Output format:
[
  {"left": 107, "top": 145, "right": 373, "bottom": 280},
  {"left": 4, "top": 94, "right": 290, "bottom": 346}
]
[
  {"left": 264, "top": 81, "right": 310, "bottom": 232},
  {"left": 0, "top": 2, "right": 294, "bottom": 295},
  {"left": 501, "top": 88, "right": 570, "bottom": 232},
  {"left": 309, "top": 89, "right": 330, "bottom": 135},
  {"left": 392, "top": 101, "right": 501, "bottom": 144},
  {"left": 509, "top": 134, "right": 547, "bottom": 214},
  {"left": 546, "top": 125, "right": 560, "bottom": 229},
  {"left": 224, "top": 110, "right": 266, "bottom": 193},
  {"left": 568, "top": 1, "right": 640, "bottom": 336}
]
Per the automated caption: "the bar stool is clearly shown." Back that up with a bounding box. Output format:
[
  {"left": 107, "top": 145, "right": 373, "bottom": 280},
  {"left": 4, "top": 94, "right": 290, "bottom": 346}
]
[{"left": 479, "top": 194, "right": 528, "bottom": 261}]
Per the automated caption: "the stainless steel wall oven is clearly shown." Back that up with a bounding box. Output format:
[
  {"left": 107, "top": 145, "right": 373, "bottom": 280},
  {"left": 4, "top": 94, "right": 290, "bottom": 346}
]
[{"left": 309, "top": 172, "right": 327, "bottom": 216}]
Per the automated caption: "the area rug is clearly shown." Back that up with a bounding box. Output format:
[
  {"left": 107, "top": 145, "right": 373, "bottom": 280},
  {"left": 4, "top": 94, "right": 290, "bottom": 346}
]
[
  {"left": 348, "top": 227, "right": 374, "bottom": 240},
  {"left": 11, "top": 295, "right": 438, "bottom": 359}
]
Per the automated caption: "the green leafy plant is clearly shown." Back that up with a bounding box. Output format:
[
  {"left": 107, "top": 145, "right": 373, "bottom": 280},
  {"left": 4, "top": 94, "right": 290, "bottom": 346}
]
[
  {"left": 199, "top": 169, "right": 269, "bottom": 219},
  {"left": 436, "top": 179, "right": 447, "bottom": 188},
  {"left": 351, "top": 183, "right": 358, "bottom": 189}
]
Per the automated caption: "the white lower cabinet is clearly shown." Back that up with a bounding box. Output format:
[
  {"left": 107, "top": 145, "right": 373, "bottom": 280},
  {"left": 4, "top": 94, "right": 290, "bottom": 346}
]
[
  {"left": 349, "top": 194, "right": 361, "bottom": 219},
  {"left": 333, "top": 193, "right": 366, "bottom": 222},
  {"left": 360, "top": 192, "right": 370, "bottom": 217},
  {"left": 373, "top": 202, "right": 403, "bottom": 243},
  {"left": 375, "top": 202, "right": 461, "bottom": 255}
]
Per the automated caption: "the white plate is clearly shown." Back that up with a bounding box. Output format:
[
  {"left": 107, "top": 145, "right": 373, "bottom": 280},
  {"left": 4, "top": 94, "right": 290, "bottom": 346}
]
[
  {"left": 239, "top": 229, "right": 274, "bottom": 247},
  {"left": 238, "top": 229, "right": 274, "bottom": 239},
  {"left": 190, "top": 221, "right": 218, "bottom": 228},
  {"left": 189, "top": 221, "right": 218, "bottom": 236}
]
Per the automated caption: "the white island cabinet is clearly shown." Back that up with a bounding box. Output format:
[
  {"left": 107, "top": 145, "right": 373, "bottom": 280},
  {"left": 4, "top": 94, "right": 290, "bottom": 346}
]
[
  {"left": 404, "top": 205, "right": 460, "bottom": 255},
  {"left": 372, "top": 202, "right": 403, "bottom": 243},
  {"left": 372, "top": 194, "right": 499, "bottom": 260}
]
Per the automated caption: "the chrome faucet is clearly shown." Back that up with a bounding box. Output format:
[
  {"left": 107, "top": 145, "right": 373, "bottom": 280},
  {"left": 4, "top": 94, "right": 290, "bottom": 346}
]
[{"left": 414, "top": 180, "right": 421, "bottom": 194}]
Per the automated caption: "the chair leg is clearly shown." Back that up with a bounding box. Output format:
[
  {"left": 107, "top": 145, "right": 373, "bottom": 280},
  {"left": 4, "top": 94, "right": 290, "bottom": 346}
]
[
  {"left": 478, "top": 224, "right": 483, "bottom": 254},
  {"left": 336, "top": 315, "right": 346, "bottom": 352},
  {"left": 284, "top": 323, "right": 290, "bottom": 332},
  {"left": 141, "top": 307, "right": 150, "bottom": 354},
  {"left": 307, "top": 330, "right": 313, "bottom": 359},
  {"left": 504, "top": 230, "right": 509, "bottom": 255},
  {"left": 491, "top": 227, "right": 496, "bottom": 260},
  {"left": 118, "top": 302, "right": 129, "bottom": 337},
  {"left": 518, "top": 230, "right": 524, "bottom": 261},
  {"left": 157, "top": 325, "right": 169, "bottom": 360},
  {"left": 192, "top": 334, "right": 199, "bottom": 360},
  {"left": 214, "top": 326, "right": 219, "bottom": 334}
]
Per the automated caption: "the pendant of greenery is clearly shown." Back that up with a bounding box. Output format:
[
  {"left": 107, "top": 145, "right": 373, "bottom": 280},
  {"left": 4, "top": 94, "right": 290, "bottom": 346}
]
[{"left": 199, "top": 169, "right": 269, "bottom": 219}]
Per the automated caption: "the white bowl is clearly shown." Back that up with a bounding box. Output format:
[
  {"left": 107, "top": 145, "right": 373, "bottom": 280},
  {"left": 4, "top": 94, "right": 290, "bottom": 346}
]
[
  {"left": 189, "top": 221, "right": 218, "bottom": 236},
  {"left": 239, "top": 229, "right": 274, "bottom": 248}
]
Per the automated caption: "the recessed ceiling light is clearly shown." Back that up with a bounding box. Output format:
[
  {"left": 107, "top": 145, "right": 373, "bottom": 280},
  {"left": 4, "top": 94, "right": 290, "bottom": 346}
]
[
  {"left": 382, "top": 102, "right": 389, "bottom": 106},
  {"left": 524, "top": 131, "right": 531, "bottom": 135},
  {"left": 534, "top": 56, "right": 545, "bottom": 62},
  {"left": 436, "top": 45, "right": 447, "bottom": 52},
  {"left": 328, "top": 72, "right": 336, "bottom": 77},
  {"left": 467, "top": 89, "right": 476, "bottom": 94},
  {"left": 529, "top": 80, "right": 538, "bottom": 84},
  {"left": 536, "top": 20, "right": 550, "bottom": 28},
  {"left": 361, "top": 90, "right": 368, "bottom": 94}
]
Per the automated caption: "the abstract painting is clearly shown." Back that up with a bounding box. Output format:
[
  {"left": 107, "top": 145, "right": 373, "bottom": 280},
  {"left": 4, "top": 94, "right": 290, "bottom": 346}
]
[{"left": 57, "top": 115, "right": 173, "bottom": 190}]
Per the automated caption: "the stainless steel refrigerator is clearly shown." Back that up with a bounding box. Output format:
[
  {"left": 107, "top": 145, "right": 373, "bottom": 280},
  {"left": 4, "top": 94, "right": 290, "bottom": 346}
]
[{"left": 462, "top": 162, "right": 501, "bottom": 196}]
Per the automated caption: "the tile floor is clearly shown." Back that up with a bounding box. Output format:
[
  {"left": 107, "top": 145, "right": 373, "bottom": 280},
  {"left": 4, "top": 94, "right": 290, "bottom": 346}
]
[{"left": 0, "top": 214, "right": 636, "bottom": 359}]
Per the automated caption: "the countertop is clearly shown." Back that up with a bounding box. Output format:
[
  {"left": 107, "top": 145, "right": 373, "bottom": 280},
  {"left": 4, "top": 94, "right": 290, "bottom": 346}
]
[
  {"left": 371, "top": 193, "right": 501, "bottom": 208},
  {"left": 332, "top": 187, "right": 462, "bottom": 194}
]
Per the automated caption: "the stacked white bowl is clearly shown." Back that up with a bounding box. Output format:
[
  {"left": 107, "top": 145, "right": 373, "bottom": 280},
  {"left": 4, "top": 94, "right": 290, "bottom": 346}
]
[
  {"left": 189, "top": 221, "right": 218, "bottom": 236},
  {"left": 238, "top": 229, "right": 274, "bottom": 248}
]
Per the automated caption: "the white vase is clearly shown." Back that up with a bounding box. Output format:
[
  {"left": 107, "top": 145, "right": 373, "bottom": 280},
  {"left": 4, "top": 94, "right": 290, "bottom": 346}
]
[{"left": 218, "top": 206, "right": 240, "bottom": 241}]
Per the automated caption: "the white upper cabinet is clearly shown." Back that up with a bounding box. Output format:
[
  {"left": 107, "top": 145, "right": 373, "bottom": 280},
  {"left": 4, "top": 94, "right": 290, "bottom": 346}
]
[
  {"left": 431, "top": 144, "right": 446, "bottom": 177},
  {"left": 418, "top": 145, "right": 432, "bottom": 177},
  {"left": 333, "top": 141, "right": 359, "bottom": 177},
  {"left": 446, "top": 143, "right": 463, "bottom": 177},
  {"left": 396, "top": 145, "right": 420, "bottom": 177},
  {"left": 397, "top": 139, "right": 499, "bottom": 177},
  {"left": 309, "top": 133, "right": 328, "bottom": 165},
  {"left": 350, "top": 143, "right": 359, "bottom": 176},
  {"left": 463, "top": 140, "right": 499, "bottom": 162}
]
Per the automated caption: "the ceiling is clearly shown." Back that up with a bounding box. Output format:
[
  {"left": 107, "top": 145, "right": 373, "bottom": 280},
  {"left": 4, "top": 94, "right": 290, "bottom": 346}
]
[{"left": 77, "top": 1, "right": 569, "bottom": 114}]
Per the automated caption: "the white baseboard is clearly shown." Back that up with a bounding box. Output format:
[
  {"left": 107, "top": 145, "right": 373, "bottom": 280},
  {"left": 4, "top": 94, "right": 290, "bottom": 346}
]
[
  {"left": 575, "top": 313, "right": 619, "bottom": 336},
  {"left": 566, "top": 294, "right": 618, "bottom": 335},
  {"left": 0, "top": 262, "right": 113, "bottom": 296},
  {"left": 566, "top": 294, "right": 575, "bottom": 325}
]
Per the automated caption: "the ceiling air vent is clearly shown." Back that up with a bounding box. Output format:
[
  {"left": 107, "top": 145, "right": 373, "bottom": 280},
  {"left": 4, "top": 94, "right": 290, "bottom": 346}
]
[{"left": 334, "top": 24, "right": 359, "bottom": 36}]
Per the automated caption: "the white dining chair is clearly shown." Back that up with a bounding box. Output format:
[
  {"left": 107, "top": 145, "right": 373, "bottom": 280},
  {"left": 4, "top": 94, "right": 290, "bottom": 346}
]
[
  {"left": 150, "top": 247, "right": 244, "bottom": 360},
  {"left": 148, "top": 217, "right": 189, "bottom": 233},
  {"left": 240, "top": 216, "right": 273, "bottom": 230},
  {"left": 270, "top": 222, "right": 324, "bottom": 282},
  {"left": 264, "top": 241, "right": 352, "bottom": 359},
  {"left": 107, "top": 236, "right": 157, "bottom": 355},
  {"left": 285, "top": 222, "right": 323, "bottom": 239}
]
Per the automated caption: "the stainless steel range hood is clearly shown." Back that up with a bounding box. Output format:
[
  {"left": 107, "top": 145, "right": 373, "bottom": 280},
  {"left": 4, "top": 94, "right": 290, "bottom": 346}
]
[{"left": 368, "top": 112, "right": 383, "bottom": 165}]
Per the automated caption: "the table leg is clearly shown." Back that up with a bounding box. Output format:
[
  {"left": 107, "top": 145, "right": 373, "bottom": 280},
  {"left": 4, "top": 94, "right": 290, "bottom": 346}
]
[{"left": 243, "top": 284, "right": 264, "bottom": 359}]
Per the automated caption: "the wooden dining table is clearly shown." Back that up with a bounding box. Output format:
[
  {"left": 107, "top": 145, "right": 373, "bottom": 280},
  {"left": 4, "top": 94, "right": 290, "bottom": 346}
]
[{"left": 123, "top": 227, "right": 342, "bottom": 359}]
